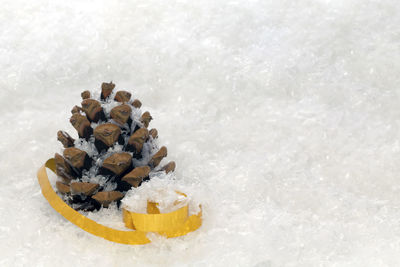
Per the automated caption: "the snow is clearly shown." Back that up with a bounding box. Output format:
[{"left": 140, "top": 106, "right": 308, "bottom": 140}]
[
  {"left": 1, "top": 0, "right": 400, "bottom": 266},
  {"left": 122, "top": 174, "right": 199, "bottom": 215},
  {"left": 122, "top": 177, "right": 186, "bottom": 214}
]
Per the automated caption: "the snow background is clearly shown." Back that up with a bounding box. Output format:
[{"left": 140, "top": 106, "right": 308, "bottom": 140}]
[{"left": 1, "top": 0, "right": 400, "bottom": 266}]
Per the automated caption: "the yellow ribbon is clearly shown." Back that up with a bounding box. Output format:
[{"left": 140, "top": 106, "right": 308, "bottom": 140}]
[{"left": 37, "top": 158, "right": 202, "bottom": 245}]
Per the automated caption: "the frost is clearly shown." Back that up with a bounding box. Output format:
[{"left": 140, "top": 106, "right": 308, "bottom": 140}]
[
  {"left": 122, "top": 175, "right": 193, "bottom": 214},
  {"left": 130, "top": 106, "right": 143, "bottom": 127},
  {"left": 74, "top": 137, "right": 98, "bottom": 157},
  {"left": 102, "top": 99, "right": 120, "bottom": 119},
  {"left": 80, "top": 175, "right": 108, "bottom": 187},
  {"left": 132, "top": 141, "right": 157, "bottom": 167}
]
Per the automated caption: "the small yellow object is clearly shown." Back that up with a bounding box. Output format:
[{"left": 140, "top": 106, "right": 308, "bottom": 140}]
[{"left": 37, "top": 158, "right": 202, "bottom": 245}]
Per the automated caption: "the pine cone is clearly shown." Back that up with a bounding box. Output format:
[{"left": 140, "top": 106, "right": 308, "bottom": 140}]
[{"left": 55, "top": 83, "right": 175, "bottom": 211}]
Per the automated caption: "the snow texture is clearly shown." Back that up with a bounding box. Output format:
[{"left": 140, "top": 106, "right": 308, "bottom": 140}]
[
  {"left": 1, "top": 0, "right": 400, "bottom": 266},
  {"left": 122, "top": 174, "right": 200, "bottom": 215}
]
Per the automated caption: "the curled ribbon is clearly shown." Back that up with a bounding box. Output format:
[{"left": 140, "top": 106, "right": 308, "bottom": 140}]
[{"left": 37, "top": 158, "right": 202, "bottom": 245}]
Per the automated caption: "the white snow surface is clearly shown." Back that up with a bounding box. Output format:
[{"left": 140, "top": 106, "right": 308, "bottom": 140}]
[
  {"left": 1, "top": 0, "right": 400, "bottom": 266},
  {"left": 122, "top": 174, "right": 200, "bottom": 215}
]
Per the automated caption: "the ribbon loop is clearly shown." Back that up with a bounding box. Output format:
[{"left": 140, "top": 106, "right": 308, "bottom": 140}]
[{"left": 37, "top": 159, "right": 202, "bottom": 245}]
